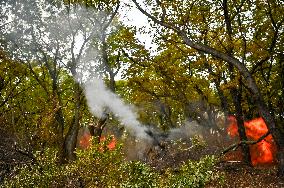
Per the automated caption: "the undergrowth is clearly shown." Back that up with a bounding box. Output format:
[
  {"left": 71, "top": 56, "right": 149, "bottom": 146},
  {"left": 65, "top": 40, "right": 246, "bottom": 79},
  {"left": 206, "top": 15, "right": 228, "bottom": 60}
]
[{"left": 2, "top": 137, "right": 223, "bottom": 187}]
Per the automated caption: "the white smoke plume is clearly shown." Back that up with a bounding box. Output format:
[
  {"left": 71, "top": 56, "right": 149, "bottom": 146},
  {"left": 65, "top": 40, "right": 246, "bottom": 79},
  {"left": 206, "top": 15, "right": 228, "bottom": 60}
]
[{"left": 84, "top": 78, "right": 150, "bottom": 140}]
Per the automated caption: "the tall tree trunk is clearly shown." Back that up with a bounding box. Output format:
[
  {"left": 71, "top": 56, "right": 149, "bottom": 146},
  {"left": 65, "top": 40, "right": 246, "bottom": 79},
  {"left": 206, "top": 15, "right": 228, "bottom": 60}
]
[
  {"left": 90, "top": 33, "right": 116, "bottom": 141},
  {"left": 278, "top": 54, "right": 284, "bottom": 176},
  {"left": 230, "top": 86, "right": 252, "bottom": 165},
  {"left": 55, "top": 107, "right": 66, "bottom": 163},
  {"left": 102, "top": 34, "right": 116, "bottom": 92},
  {"left": 63, "top": 82, "right": 82, "bottom": 161},
  {"left": 228, "top": 54, "right": 251, "bottom": 166},
  {"left": 277, "top": 134, "right": 284, "bottom": 176}
]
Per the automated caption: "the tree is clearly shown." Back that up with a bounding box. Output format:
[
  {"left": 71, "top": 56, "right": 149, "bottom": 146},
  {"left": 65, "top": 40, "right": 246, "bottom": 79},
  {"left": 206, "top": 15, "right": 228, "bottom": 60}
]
[
  {"left": 79, "top": 0, "right": 122, "bottom": 141},
  {"left": 130, "top": 0, "right": 284, "bottom": 176},
  {"left": 0, "top": 0, "right": 110, "bottom": 161}
]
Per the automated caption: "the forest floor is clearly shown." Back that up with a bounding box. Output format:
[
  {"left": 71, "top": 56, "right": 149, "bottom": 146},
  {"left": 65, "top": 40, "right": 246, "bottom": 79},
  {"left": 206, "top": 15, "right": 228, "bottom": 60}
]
[
  {"left": 1, "top": 127, "right": 283, "bottom": 187},
  {"left": 208, "top": 162, "right": 284, "bottom": 188},
  {"left": 145, "top": 137, "right": 284, "bottom": 188}
]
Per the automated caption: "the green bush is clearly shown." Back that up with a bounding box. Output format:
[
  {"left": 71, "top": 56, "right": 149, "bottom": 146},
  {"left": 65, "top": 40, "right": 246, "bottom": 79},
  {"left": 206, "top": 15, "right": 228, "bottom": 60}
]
[
  {"left": 71, "top": 137, "right": 125, "bottom": 187},
  {"left": 161, "top": 155, "right": 222, "bottom": 188},
  {"left": 2, "top": 137, "right": 159, "bottom": 187},
  {"left": 2, "top": 148, "right": 69, "bottom": 188},
  {"left": 3, "top": 137, "right": 222, "bottom": 188},
  {"left": 73, "top": 137, "right": 160, "bottom": 187},
  {"left": 119, "top": 161, "right": 160, "bottom": 188}
]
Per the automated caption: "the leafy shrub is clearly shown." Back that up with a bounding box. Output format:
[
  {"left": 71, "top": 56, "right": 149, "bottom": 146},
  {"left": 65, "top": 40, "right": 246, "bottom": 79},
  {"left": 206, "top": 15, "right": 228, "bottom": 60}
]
[
  {"left": 73, "top": 137, "right": 160, "bottom": 187},
  {"left": 161, "top": 155, "right": 223, "bottom": 187},
  {"left": 2, "top": 148, "right": 69, "bottom": 187},
  {"left": 119, "top": 161, "right": 160, "bottom": 188},
  {"left": 2, "top": 137, "right": 159, "bottom": 187},
  {"left": 3, "top": 137, "right": 222, "bottom": 188},
  {"left": 71, "top": 137, "right": 125, "bottom": 187}
]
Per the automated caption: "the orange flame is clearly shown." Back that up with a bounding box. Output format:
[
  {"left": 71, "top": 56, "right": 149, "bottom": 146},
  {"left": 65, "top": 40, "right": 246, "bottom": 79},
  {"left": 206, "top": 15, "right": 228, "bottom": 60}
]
[
  {"left": 227, "top": 116, "right": 277, "bottom": 166},
  {"left": 79, "top": 131, "right": 92, "bottom": 149},
  {"left": 78, "top": 132, "right": 116, "bottom": 150},
  {"left": 100, "top": 136, "right": 116, "bottom": 150}
]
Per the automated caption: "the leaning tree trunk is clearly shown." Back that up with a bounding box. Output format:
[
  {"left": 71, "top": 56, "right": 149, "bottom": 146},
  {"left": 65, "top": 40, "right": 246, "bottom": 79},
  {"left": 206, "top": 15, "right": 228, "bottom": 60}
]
[
  {"left": 63, "top": 82, "right": 82, "bottom": 161},
  {"left": 277, "top": 132, "right": 284, "bottom": 176},
  {"left": 230, "top": 86, "right": 252, "bottom": 165},
  {"left": 228, "top": 56, "right": 251, "bottom": 165}
]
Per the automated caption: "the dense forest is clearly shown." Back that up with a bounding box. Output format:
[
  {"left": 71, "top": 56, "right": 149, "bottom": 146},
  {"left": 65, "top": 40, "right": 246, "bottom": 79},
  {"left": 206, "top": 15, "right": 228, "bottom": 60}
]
[{"left": 0, "top": 0, "right": 283, "bottom": 187}]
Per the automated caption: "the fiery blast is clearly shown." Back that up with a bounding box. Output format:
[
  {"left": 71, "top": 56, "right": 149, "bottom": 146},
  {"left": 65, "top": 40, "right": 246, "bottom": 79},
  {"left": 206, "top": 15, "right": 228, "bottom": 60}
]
[
  {"left": 78, "top": 127, "right": 116, "bottom": 150},
  {"left": 227, "top": 116, "right": 277, "bottom": 166}
]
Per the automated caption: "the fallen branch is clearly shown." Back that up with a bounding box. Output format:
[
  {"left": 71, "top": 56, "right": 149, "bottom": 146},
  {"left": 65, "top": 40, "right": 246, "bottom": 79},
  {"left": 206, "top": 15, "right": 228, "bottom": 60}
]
[
  {"left": 220, "top": 131, "right": 271, "bottom": 156},
  {"left": 13, "top": 142, "right": 39, "bottom": 166}
]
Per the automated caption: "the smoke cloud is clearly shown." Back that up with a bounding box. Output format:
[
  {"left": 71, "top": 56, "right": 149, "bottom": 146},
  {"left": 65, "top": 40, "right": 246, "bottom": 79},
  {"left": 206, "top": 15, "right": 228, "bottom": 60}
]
[
  {"left": 84, "top": 78, "right": 150, "bottom": 139},
  {"left": 167, "top": 120, "right": 205, "bottom": 140}
]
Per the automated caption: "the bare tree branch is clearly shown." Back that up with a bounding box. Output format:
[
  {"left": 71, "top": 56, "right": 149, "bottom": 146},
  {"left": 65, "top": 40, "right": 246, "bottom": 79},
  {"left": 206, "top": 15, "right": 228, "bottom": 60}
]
[{"left": 220, "top": 131, "right": 271, "bottom": 156}]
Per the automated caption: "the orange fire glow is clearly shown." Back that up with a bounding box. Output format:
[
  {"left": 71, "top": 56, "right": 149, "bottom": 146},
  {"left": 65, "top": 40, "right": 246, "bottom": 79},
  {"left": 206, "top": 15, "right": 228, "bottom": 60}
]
[
  {"left": 79, "top": 131, "right": 92, "bottom": 149},
  {"left": 227, "top": 116, "right": 277, "bottom": 166},
  {"left": 79, "top": 132, "right": 116, "bottom": 150},
  {"left": 99, "top": 136, "right": 116, "bottom": 150}
]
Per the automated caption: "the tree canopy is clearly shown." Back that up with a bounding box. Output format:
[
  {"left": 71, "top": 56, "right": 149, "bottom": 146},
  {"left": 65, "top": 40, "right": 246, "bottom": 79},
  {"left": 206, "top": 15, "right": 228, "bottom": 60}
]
[{"left": 0, "top": 0, "right": 284, "bottom": 182}]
